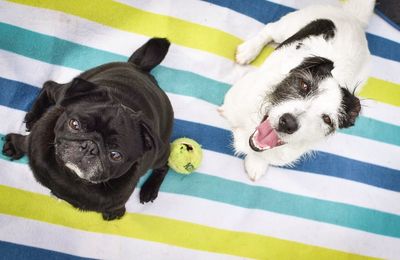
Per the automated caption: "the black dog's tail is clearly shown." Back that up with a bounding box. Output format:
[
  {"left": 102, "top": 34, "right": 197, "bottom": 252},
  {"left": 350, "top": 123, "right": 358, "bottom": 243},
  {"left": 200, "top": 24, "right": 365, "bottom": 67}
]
[{"left": 129, "top": 37, "right": 170, "bottom": 72}]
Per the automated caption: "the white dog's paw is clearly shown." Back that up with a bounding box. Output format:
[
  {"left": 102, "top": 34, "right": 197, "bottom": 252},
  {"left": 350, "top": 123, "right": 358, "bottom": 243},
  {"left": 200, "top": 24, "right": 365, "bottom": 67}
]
[
  {"left": 244, "top": 154, "right": 269, "bottom": 181},
  {"left": 217, "top": 106, "right": 225, "bottom": 118},
  {"left": 236, "top": 38, "right": 263, "bottom": 65}
]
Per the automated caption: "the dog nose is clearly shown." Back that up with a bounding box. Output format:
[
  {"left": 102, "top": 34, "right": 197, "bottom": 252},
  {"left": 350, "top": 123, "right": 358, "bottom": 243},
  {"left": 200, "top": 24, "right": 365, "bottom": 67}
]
[
  {"left": 80, "top": 140, "right": 99, "bottom": 156},
  {"left": 278, "top": 113, "right": 298, "bottom": 134}
]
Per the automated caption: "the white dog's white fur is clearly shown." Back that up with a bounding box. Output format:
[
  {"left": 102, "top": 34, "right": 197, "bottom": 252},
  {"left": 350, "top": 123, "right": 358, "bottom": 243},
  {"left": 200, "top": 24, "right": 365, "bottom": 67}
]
[{"left": 220, "top": 0, "right": 375, "bottom": 181}]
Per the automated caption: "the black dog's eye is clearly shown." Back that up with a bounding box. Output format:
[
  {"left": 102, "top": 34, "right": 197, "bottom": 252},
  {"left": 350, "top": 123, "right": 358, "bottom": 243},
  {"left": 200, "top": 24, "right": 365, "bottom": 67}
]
[
  {"left": 68, "top": 119, "right": 81, "bottom": 131},
  {"left": 299, "top": 79, "right": 310, "bottom": 93},
  {"left": 110, "top": 151, "right": 122, "bottom": 161},
  {"left": 322, "top": 114, "right": 333, "bottom": 126}
]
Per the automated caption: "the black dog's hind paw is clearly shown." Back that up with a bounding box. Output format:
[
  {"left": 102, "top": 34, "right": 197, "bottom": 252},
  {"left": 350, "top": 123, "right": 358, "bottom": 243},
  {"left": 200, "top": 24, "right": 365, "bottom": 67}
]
[
  {"left": 2, "top": 134, "right": 25, "bottom": 160},
  {"left": 102, "top": 207, "right": 126, "bottom": 221}
]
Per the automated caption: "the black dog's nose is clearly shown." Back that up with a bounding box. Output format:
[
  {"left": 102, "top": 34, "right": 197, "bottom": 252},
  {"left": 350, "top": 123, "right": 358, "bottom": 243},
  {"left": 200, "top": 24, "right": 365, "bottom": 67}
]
[
  {"left": 278, "top": 113, "right": 298, "bottom": 134},
  {"left": 80, "top": 140, "right": 99, "bottom": 156}
]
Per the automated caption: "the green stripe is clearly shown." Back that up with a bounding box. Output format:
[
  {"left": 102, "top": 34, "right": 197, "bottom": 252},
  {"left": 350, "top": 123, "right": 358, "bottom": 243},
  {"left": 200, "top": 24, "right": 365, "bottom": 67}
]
[
  {"left": 0, "top": 185, "right": 371, "bottom": 259},
  {"left": 0, "top": 22, "right": 399, "bottom": 147}
]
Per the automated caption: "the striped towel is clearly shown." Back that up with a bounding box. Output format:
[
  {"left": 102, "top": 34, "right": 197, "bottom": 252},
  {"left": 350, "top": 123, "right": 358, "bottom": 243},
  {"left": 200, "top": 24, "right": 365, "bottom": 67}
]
[{"left": 0, "top": 0, "right": 399, "bottom": 259}]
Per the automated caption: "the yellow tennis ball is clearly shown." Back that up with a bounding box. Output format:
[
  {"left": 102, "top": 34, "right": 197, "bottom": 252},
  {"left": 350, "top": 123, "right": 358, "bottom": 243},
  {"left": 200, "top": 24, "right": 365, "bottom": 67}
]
[{"left": 168, "top": 138, "right": 203, "bottom": 174}]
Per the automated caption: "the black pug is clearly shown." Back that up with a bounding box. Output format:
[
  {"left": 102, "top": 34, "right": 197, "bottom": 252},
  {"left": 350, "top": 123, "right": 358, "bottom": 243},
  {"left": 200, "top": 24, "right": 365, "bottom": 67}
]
[{"left": 2, "top": 38, "right": 174, "bottom": 220}]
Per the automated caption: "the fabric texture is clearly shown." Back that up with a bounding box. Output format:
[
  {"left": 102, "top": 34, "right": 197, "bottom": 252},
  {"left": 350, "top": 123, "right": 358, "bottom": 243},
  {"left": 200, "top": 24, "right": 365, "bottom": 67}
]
[{"left": 0, "top": 0, "right": 399, "bottom": 259}]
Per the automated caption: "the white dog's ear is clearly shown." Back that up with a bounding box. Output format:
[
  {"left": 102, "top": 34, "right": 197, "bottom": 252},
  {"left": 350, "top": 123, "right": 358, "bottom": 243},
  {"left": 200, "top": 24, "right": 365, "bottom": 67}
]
[
  {"left": 339, "top": 88, "right": 361, "bottom": 128},
  {"left": 128, "top": 38, "right": 170, "bottom": 72}
]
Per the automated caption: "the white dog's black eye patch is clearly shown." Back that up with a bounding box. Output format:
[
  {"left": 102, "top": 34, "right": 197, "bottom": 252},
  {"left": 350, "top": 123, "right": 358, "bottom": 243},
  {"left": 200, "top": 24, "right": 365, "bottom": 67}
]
[
  {"left": 270, "top": 56, "right": 334, "bottom": 104},
  {"left": 277, "top": 19, "right": 336, "bottom": 49}
]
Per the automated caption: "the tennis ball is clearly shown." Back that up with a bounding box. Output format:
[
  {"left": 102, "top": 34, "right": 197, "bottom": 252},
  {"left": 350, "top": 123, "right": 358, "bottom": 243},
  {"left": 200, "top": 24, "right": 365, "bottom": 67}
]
[{"left": 168, "top": 138, "right": 203, "bottom": 174}]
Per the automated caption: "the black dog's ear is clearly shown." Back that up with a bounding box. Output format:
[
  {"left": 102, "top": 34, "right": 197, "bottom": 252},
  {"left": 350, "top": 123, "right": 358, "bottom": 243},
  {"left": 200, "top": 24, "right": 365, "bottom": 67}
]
[
  {"left": 128, "top": 38, "right": 170, "bottom": 72},
  {"left": 65, "top": 78, "right": 98, "bottom": 98},
  {"left": 140, "top": 121, "right": 161, "bottom": 152},
  {"left": 61, "top": 78, "right": 109, "bottom": 106},
  {"left": 339, "top": 87, "right": 361, "bottom": 128}
]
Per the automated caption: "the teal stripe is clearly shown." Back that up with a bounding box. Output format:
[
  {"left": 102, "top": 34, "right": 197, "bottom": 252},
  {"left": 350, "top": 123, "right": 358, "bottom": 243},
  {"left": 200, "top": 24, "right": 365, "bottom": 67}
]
[
  {"left": 2, "top": 133, "right": 400, "bottom": 238},
  {"left": 156, "top": 172, "right": 400, "bottom": 238},
  {"left": 0, "top": 22, "right": 399, "bottom": 147},
  {"left": 340, "top": 117, "right": 400, "bottom": 146},
  {"left": 2, "top": 141, "right": 399, "bottom": 239}
]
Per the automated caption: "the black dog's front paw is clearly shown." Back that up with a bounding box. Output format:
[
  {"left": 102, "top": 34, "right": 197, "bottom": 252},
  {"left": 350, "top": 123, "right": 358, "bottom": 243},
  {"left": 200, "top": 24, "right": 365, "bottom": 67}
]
[
  {"left": 102, "top": 207, "right": 126, "bottom": 221},
  {"left": 24, "top": 112, "right": 37, "bottom": 132},
  {"left": 2, "top": 134, "right": 25, "bottom": 160},
  {"left": 140, "top": 181, "right": 160, "bottom": 204}
]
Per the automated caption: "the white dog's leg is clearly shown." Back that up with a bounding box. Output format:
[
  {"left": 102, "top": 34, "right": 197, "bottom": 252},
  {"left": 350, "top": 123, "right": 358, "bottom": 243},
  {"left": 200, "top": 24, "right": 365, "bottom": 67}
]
[
  {"left": 244, "top": 153, "right": 270, "bottom": 181},
  {"left": 235, "top": 24, "right": 275, "bottom": 65},
  {"left": 236, "top": 6, "right": 346, "bottom": 65}
]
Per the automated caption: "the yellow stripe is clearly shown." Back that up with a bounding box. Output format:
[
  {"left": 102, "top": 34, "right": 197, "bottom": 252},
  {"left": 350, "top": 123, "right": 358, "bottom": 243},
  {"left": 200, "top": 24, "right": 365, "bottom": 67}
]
[
  {"left": 0, "top": 185, "right": 372, "bottom": 259},
  {"left": 7, "top": 0, "right": 271, "bottom": 66},
  {"left": 359, "top": 78, "right": 400, "bottom": 107},
  {"left": 7, "top": 0, "right": 400, "bottom": 107}
]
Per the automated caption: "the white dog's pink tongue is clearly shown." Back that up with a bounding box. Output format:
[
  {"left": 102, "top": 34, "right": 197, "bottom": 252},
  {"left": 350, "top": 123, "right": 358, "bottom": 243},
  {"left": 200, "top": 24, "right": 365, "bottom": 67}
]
[{"left": 254, "top": 119, "right": 279, "bottom": 149}]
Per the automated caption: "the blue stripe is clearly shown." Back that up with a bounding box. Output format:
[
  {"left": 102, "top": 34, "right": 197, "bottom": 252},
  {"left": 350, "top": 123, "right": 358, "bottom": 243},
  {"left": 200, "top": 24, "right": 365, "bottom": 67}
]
[
  {"left": 203, "top": 0, "right": 400, "bottom": 62},
  {"left": 2, "top": 77, "right": 399, "bottom": 191},
  {"left": 0, "top": 23, "right": 399, "bottom": 147},
  {"left": 0, "top": 240, "right": 90, "bottom": 260}
]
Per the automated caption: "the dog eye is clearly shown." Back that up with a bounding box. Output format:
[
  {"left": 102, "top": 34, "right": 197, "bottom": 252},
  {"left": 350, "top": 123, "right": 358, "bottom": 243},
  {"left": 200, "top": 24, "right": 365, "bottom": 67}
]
[
  {"left": 109, "top": 151, "right": 122, "bottom": 161},
  {"left": 68, "top": 119, "right": 81, "bottom": 131},
  {"left": 322, "top": 115, "right": 333, "bottom": 126},
  {"left": 299, "top": 79, "right": 310, "bottom": 93}
]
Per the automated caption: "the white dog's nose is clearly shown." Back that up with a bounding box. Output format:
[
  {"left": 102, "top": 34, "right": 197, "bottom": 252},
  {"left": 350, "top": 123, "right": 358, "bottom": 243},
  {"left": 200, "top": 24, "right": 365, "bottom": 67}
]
[{"left": 278, "top": 113, "right": 298, "bottom": 134}]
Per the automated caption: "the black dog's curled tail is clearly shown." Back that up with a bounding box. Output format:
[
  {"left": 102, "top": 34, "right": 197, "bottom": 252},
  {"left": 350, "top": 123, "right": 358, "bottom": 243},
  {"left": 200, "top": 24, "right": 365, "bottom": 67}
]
[{"left": 128, "top": 37, "right": 170, "bottom": 72}]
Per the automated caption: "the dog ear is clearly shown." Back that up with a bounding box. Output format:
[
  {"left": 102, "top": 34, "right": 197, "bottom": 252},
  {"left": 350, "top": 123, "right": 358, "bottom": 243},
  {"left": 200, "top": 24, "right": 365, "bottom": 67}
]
[
  {"left": 65, "top": 78, "right": 98, "bottom": 98},
  {"left": 339, "top": 88, "right": 361, "bottom": 128},
  {"left": 120, "top": 105, "right": 161, "bottom": 152},
  {"left": 140, "top": 121, "right": 161, "bottom": 152},
  {"left": 60, "top": 78, "right": 110, "bottom": 106},
  {"left": 128, "top": 38, "right": 170, "bottom": 72}
]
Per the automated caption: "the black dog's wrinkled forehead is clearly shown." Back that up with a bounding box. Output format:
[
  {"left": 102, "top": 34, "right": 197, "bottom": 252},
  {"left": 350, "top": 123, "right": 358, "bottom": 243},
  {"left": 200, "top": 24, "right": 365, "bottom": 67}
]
[{"left": 65, "top": 102, "right": 145, "bottom": 156}]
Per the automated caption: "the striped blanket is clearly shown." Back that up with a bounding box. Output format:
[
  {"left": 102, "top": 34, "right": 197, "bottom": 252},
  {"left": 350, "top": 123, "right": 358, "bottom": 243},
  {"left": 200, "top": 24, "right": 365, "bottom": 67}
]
[{"left": 0, "top": 0, "right": 399, "bottom": 259}]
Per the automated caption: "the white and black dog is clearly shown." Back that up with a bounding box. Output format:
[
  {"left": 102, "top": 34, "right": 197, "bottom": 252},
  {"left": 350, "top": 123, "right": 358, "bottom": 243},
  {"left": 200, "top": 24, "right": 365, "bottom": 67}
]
[{"left": 220, "top": 0, "right": 375, "bottom": 181}]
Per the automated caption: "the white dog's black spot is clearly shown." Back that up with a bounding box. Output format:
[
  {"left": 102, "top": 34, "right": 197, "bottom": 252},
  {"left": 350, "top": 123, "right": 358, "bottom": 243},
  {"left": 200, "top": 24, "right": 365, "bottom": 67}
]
[
  {"left": 270, "top": 56, "right": 334, "bottom": 105},
  {"left": 277, "top": 19, "right": 336, "bottom": 49}
]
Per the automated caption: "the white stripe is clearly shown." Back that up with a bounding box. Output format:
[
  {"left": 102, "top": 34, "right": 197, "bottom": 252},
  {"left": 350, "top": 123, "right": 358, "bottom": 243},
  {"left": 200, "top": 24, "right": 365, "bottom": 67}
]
[
  {"left": 0, "top": 62, "right": 399, "bottom": 172},
  {"left": 1, "top": 145, "right": 400, "bottom": 217},
  {"left": 0, "top": 215, "right": 236, "bottom": 260},
  {"left": 1, "top": 50, "right": 399, "bottom": 130},
  {"left": 1, "top": 78, "right": 399, "bottom": 172},
  {"left": 1, "top": 182, "right": 400, "bottom": 259},
  {"left": 0, "top": 1, "right": 250, "bottom": 85},
  {"left": 361, "top": 99, "right": 400, "bottom": 126},
  {"left": 0, "top": 1, "right": 397, "bottom": 87},
  {"left": 116, "top": 0, "right": 261, "bottom": 39}
]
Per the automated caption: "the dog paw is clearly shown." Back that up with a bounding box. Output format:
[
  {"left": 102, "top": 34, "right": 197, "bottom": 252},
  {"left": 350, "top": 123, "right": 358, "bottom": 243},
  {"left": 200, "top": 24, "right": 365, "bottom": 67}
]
[
  {"left": 2, "top": 134, "right": 25, "bottom": 160},
  {"left": 140, "top": 177, "right": 163, "bottom": 204},
  {"left": 24, "top": 112, "right": 37, "bottom": 132},
  {"left": 140, "top": 184, "right": 159, "bottom": 204},
  {"left": 236, "top": 38, "right": 263, "bottom": 65},
  {"left": 102, "top": 207, "right": 126, "bottom": 221},
  {"left": 244, "top": 154, "right": 269, "bottom": 181}
]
